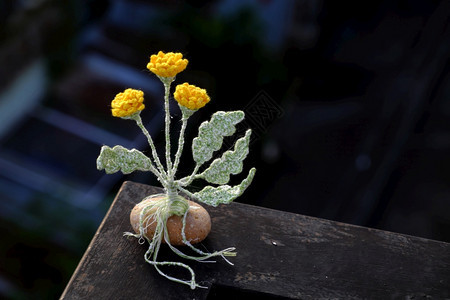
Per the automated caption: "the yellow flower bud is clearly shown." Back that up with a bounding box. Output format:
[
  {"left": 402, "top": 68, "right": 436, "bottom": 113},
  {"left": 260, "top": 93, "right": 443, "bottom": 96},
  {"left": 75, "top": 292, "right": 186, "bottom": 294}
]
[
  {"left": 174, "top": 83, "right": 210, "bottom": 111},
  {"left": 147, "top": 51, "right": 188, "bottom": 78},
  {"left": 111, "top": 88, "right": 145, "bottom": 118}
]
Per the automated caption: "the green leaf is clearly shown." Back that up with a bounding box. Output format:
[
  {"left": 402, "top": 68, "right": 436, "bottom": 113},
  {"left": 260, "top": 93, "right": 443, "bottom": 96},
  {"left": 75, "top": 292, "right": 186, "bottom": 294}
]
[
  {"left": 96, "top": 145, "right": 152, "bottom": 174},
  {"left": 198, "top": 129, "right": 251, "bottom": 184},
  {"left": 192, "top": 111, "right": 245, "bottom": 165},
  {"left": 193, "top": 168, "right": 256, "bottom": 207}
]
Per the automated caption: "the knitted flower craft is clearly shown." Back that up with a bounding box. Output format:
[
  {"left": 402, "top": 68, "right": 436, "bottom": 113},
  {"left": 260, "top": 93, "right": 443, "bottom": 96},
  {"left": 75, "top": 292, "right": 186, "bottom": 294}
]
[
  {"left": 111, "top": 88, "right": 145, "bottom": 118},
  {"left": 147, "top": 51, "right": 188, "bottom": 78},
  {"left": 174, "top": 83, "right": 210, "bottom": 111},
  {"left": 96, "top": 51, "right": 256, "bottom": 289}
]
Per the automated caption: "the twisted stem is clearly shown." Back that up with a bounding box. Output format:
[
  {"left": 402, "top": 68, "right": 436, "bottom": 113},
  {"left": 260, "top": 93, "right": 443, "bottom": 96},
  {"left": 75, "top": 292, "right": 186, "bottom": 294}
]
[
  {"left": 162, "top": 78, "right": 174, "bottom": 177},
  {"left": 176, "top": 164, "right": 201, "bottom": 187},
  {"left": 172, "top": 114, "right": 189, "bottom": 178},
  {"left": 134, "top": 114, "right": 167, "bottom": 180}
]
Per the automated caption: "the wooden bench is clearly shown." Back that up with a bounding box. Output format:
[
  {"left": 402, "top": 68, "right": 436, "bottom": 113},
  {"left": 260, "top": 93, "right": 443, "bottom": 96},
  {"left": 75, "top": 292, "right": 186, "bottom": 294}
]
[{"left": 60, "top": 181, "right": 450, "bottom": 299}]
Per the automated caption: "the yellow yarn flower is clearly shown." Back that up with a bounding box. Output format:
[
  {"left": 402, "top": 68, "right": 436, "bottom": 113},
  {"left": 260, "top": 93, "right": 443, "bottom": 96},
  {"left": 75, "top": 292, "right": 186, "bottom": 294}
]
[
  {"left": 174, "top": 83, "right": 210, "bottom": 111},
  {"left": 147, "top": 51, "right": 188, "bottom": 78},
  {"left": 111, "top": 88, "right": 145, "bottom": 118}
]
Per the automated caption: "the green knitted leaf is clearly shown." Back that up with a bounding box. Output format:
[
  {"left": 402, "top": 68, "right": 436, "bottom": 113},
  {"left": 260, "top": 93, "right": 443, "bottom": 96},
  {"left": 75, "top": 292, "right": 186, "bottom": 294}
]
[
  {"left": 197, "top": 129, "right": 251, "bottom": 185},
  {"left": 192, "top": 111, "right": 245, "bottom": 165},
  {"left": 97, "top": 145, "right": 152, "bottom": 174},
  {"left": 193, "top": 168, "right": 256, "bottom": 207}
]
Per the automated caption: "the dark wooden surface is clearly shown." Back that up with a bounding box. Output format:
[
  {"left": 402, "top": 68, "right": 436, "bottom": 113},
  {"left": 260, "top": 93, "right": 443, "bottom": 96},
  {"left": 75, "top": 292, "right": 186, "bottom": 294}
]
[{"left": 60, "top": 181, "right": 450, "bottom": 299}]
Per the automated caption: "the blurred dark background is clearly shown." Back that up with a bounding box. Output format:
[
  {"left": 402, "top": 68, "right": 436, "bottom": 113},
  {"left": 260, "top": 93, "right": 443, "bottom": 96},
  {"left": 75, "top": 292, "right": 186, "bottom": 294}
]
[{"left": 1, "top": 0, "right": 449, "bottom": 298}]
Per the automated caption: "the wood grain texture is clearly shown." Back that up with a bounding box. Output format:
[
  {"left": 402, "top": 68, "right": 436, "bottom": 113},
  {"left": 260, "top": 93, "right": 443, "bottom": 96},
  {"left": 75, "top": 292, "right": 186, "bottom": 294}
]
[{"left": 61, "top": 181, "right": 450, "bottom": 299}]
